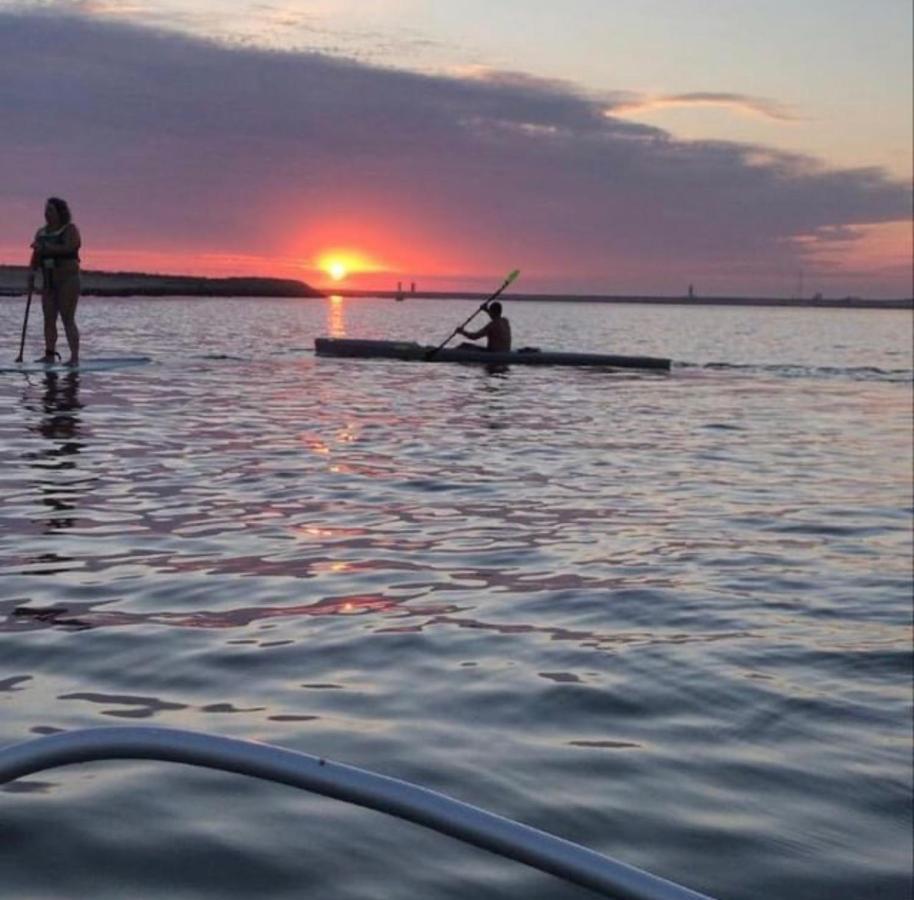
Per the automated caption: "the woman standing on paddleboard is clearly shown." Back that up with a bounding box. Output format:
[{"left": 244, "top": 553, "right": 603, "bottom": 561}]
[{"left": 28, "top": 197, "right": 81, "bottom": 365}]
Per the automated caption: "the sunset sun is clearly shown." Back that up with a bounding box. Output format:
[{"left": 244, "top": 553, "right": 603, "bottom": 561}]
[{"left": 327, "top": 260, "right": 348, "bottom": 281}]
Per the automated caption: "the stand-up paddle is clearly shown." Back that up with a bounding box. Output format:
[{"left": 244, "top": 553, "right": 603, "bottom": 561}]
[
  {"left": 14, "top": 278, "right": 35, "bottom": 364},
  {"left": 426, "top": 269, "right": 519, "bottom": 360}
]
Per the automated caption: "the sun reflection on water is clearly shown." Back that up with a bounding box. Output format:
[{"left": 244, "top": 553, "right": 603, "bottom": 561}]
[{"left": 327, "top": 294, "right": 346, "bottom": 337}]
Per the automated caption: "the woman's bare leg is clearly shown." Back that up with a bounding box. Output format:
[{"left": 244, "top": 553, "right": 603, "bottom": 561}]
[
  {"left": 57, "top": 274, "right": 80, "bottom": 365},
  {"left": 40, "top": 288, "right": 59, "bottom": 361}
]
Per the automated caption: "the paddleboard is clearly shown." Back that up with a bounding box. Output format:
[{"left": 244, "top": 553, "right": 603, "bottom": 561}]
[{"left": 0, "top": 356, "right": 151, "bottom": 374}]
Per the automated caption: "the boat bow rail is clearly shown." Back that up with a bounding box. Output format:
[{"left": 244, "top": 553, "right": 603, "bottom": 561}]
[{"left": 0, "top": 726, "right": 712, "bottom": 900}]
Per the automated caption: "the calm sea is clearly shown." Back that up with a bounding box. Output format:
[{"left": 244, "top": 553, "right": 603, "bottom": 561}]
[{"left": 1, "top": 297, "right": 911, "bottom": 900}]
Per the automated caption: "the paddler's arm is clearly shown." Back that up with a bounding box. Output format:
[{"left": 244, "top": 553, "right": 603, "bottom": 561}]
[{"left": 458, "top": 322, "right": 490, "bottom": 341}]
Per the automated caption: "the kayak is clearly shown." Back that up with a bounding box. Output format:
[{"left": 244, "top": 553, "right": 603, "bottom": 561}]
[{"left": 314, "top": 338, "right": 671, "bottom": 371}]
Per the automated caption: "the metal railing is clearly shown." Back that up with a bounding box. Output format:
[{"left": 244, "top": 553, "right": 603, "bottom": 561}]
[{"left": 0, "top": 726, "right": 713, "bottom": 900}]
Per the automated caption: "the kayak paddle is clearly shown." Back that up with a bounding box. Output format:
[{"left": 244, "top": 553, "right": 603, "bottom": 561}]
[{"left": 425, "top": 269, "right": 519, "bottom": 360}]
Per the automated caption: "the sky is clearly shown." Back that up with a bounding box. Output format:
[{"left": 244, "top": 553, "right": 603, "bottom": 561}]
[{"left": 1, "top": 0, "right": 911, "bottom": 296}]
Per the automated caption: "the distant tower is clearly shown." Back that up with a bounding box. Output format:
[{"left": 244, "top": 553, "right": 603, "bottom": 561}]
[
  {"left": 410, "top": 281, "right": 416, "bottom": 293},
  {"left": 688, "top": 283, "right": 694, "bottom": 299}
]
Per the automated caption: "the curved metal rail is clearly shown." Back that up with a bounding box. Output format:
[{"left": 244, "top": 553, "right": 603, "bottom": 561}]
[{"left": 0, "top": 727, "right": 713, "bottom": 900}]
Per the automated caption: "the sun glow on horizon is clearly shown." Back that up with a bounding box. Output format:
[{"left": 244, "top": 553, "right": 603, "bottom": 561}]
[{"left": 314, "top": 248, "right": 385, "bottom": 285}]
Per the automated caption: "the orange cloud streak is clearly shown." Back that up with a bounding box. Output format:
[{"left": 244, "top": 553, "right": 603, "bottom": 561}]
[{"left": 794, "top": 220, "right": 913, "bottom": 274}]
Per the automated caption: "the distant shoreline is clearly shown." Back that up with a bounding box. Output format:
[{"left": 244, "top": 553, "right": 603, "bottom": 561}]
[
  {"left": 336, "top": 290, "right": 913, "bottom": 310},
  {"left": 0, "top": 265, "right": 324, "bottom": 299},
  {"left": 0, "top": 265, "right": 909, "bottom": 309}
]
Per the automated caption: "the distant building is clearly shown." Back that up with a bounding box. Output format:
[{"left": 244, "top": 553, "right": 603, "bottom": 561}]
[{"left": 687, "top": 284, "right": 694, "bottom": 299}]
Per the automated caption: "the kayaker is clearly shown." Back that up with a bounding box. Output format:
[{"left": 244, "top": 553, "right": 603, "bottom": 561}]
[
  {"left": 457, "top": 301, "right": 512, "bottom": 352},
  {"left": 28, "top": 197, "right": 82, "bottom": 366}
]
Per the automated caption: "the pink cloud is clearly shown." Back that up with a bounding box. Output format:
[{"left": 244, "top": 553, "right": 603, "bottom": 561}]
[{"left": 609, "top": 92, "right": 802, "bottom": 123}]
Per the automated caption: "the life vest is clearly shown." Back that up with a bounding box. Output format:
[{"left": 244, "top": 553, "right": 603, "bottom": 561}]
[{"left": 36, "top": 223, "right": 80, "bottom": 269}]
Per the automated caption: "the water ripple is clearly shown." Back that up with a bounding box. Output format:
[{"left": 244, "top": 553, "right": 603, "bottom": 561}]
[{"left": 0, "top": 298, "right": 911, "bottom": 900}]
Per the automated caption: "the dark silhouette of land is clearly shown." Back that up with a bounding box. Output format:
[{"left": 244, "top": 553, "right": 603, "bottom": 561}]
[
  {"left": 0, "top": 265, "right": 323, "bottom": 298},
  {"left": 0, "top": 265, "right": 909, "bottom": 308}
]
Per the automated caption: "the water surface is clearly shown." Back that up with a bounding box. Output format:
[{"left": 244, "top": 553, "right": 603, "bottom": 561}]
[{"left": 1, "top": 297, "right": 911, "bottom": 899}]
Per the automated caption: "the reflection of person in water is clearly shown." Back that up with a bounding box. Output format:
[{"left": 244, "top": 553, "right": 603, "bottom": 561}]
[
  {"left": 39, "top": 371, "right": 82, "bottom": 444},
  {"left": 34, "top": 371, "right": 83, "bottom": 531}
]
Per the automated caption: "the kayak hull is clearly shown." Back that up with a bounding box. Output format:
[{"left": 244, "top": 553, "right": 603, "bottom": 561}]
[{"left": 314, "top": 338, "right": 670, "bottom": 371}]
